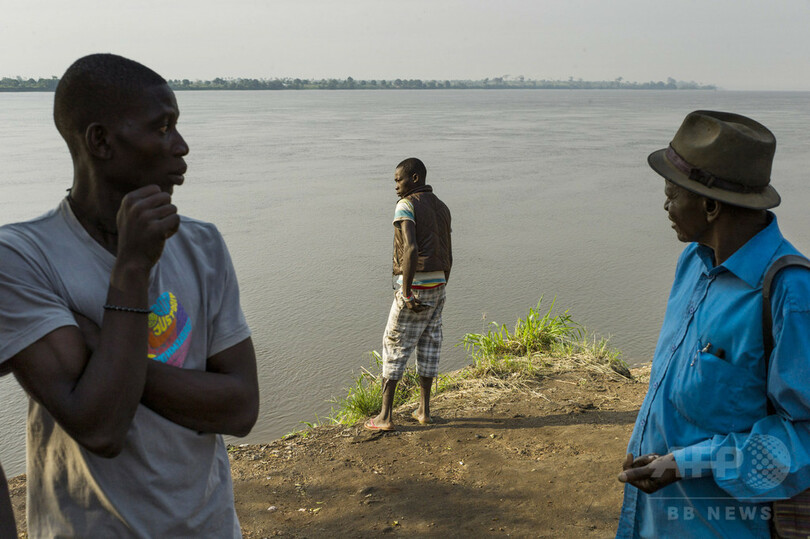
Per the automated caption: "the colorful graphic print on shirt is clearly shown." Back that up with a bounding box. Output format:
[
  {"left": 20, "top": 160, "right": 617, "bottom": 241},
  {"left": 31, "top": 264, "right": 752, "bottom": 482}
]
[{"left": 148, "top": 292, "right": 192, "bottom": 368}]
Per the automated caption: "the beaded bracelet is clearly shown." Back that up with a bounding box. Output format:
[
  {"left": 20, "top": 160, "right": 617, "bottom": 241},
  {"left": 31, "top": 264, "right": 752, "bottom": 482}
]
[
  {"left": 103, "top": 304, "right": 151, "bottom": 314},
  {"left": 400, "top": 292, "right": 415, "bottom": 302}
]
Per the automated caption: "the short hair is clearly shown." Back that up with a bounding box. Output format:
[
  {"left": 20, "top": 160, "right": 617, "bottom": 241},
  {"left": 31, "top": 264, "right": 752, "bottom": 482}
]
[
  {"left": 54, "top": 53, "right": 167, "bottom": 155},
  {"left": 396, "top": 157, "right": 427, "bottom": 183}
]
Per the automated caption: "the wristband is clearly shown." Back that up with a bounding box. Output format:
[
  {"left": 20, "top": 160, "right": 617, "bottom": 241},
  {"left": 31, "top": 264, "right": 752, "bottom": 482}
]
[
  {"left": 103, "top": 304, "right": 151, "bottom": 314},
  {"left": 400, "top": 292, "right": 415, "bottom": 302}
]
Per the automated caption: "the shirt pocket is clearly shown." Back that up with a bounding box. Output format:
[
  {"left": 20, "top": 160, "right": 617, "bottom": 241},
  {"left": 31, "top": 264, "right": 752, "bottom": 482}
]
[{"left": 669, "top": 350, "right": 766, "bottom": 434}]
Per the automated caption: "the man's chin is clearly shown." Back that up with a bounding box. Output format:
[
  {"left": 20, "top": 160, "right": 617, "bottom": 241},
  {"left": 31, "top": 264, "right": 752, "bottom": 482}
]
[{"left": 673, "top": 231, "right": 690, "bottom": 243}]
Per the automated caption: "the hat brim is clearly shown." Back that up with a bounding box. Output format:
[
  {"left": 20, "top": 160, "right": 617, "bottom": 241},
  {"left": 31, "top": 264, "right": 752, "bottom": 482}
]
[{"left": 648, "top": 148, "right": 780, "bottom": 210}]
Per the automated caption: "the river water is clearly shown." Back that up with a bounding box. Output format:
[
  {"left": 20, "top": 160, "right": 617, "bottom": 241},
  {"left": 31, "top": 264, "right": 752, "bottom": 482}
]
[{"left": 1, "top": 89, "right": 809, "bottom": 475}]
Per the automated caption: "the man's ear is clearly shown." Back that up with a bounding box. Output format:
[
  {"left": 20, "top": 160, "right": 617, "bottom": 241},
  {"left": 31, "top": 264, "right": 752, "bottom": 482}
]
[
  {"left": 704, "top": 198, "right": 721, "bottom": 222},
  {"left": 84, "top": 123, "right": 113, "bottom": 160}
]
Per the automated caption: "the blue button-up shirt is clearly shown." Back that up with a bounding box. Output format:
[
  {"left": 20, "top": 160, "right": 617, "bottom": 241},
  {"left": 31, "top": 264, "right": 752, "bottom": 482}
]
[{"left": 617, "top": 215, "right": 810, "bottom": 538}]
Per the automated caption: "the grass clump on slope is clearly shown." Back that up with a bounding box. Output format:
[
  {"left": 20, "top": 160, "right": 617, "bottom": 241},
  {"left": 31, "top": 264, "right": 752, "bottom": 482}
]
[{"left": 461, "top": 298, "right": 630, "bottom": 380}]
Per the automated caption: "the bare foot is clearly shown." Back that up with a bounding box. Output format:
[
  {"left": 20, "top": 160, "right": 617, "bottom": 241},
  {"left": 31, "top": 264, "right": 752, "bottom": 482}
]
[{"left": 411, "top": 410, "right": 433, "bottom": 425}]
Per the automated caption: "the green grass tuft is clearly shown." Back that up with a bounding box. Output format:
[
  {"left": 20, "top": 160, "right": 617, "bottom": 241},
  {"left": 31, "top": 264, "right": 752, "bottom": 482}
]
[{"left": 459, "top": 298, "right": 629, "bottom": 379}]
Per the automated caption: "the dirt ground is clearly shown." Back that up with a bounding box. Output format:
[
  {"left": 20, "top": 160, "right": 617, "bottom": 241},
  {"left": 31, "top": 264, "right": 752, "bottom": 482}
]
[{"left": 8, "top": 366, "right": 649, "bottom": 538}]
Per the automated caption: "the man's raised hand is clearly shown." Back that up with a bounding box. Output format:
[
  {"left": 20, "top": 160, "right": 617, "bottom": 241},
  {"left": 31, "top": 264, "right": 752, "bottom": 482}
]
[{"left": 115, "top": 185, "right": 180, "bottom": 272}]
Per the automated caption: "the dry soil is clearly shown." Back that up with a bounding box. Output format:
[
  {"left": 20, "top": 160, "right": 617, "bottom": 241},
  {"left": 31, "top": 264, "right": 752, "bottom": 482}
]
[{"left": 8, "top": 366, "right": 649, "bottom": 538}]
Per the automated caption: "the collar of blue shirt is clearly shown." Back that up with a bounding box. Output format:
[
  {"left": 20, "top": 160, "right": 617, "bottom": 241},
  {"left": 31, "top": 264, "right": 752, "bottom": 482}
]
[{"left": 695, "top": 211, "right": 782, "bottom": 288}]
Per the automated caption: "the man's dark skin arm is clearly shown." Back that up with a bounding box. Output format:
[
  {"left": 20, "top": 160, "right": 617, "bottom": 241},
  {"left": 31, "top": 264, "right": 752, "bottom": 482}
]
[
  {"left": 445, "top": 220, "right": 452, "bottom": 284},
  {"left": 444, "top": 235, "right": 451, "bottom": 284},
  {"left": 618, "top": 452, "right": 681, "bottom": 494},
  {"left": 9, "top": 185, "right": 178, "bottom": 457},
  {"left": 399, "top": 220, "right": 427, "bottom": 312},
  {"left": 141, "top": 339, "right": 259, "bottom": 436},
  {"left": 0, "top": 463, "right": 17, "bottom": 538},
  {"left": 74, "top": 296, "right": 259, "bottom": 436}
]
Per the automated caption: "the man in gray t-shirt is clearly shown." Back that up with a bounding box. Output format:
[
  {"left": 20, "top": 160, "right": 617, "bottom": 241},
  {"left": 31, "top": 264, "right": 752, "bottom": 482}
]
[{"left": 0, "top": 54, "right": 259, "bottom": 537}]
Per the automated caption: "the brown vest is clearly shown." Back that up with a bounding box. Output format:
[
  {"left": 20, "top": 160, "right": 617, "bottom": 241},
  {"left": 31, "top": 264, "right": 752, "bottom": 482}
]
[{"left": 392, "top": 185, "right": 452, "bottom": 275}]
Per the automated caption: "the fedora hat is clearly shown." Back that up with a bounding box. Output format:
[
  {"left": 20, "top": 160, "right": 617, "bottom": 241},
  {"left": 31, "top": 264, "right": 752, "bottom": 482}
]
[{"left": 648, "top": 110, "right": 780, "bottom": 209}]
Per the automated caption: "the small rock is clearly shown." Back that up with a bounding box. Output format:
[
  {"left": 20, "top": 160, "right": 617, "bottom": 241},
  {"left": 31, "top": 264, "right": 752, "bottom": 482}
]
[
  {"left": 267, "top": 506, "right": 277, "bottom": 512},
  {"left": 611, "top": 362, "right": 633, "bottom": 379}
]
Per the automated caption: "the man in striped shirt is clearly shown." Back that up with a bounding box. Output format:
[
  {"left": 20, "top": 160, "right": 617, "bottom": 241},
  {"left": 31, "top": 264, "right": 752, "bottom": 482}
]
[{"left": 365, "top": 158, "right": 453, "bottom": 432}]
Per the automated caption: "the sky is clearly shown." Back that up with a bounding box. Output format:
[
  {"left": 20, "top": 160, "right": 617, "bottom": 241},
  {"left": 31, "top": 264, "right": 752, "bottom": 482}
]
[{"left": 2, "top": 0, "right": 810, "bottom": 91}]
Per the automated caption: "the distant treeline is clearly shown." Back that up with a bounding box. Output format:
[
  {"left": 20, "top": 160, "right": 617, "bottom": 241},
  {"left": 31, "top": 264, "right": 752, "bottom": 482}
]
[
  {"left": 1, "top": 75, "right": 716, "bottom": 92},
  {"left": 0, "top": 77, "right": 59, "bottom": 91}
]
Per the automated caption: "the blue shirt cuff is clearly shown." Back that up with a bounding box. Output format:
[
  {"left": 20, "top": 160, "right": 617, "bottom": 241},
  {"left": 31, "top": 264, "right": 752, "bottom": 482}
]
[{"left": 672, "top": 440, "right": 714, "bottom": 479}]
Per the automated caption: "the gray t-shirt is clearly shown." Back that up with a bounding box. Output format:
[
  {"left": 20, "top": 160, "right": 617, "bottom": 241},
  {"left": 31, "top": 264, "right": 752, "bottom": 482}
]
[{"left": 0, "top": 198, "right": 251, "bottom": 538}]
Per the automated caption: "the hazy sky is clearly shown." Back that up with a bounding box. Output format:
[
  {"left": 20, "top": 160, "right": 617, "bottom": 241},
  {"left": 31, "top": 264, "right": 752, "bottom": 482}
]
[{"left": 2, "top": 0, "right": 810, "bottom": 90}]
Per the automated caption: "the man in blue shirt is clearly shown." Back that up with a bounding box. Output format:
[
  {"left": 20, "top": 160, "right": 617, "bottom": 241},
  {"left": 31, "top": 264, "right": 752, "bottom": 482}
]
[{"left": 616, "top": 110, "right": 810, "bottom": 538}]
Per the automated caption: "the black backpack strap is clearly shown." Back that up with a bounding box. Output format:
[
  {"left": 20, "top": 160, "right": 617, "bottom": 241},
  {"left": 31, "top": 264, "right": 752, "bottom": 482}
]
[
  {"left": 762, "top": 255, "right": 810, "bottom": 414},
  {"left": 762, "top": 255, "right": 810, "bottom": 357}
]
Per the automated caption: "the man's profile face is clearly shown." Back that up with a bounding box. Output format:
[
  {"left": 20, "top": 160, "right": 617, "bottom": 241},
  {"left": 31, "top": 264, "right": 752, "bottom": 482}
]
[
  {"left": 664, "top": 180, "right": 709, "bottom": 243},
  {"left": 394, "top": 166, "right": 416, "bottom": 198},
  {"left": 107, "top": 83, "right": 189, "bottom": 195}
]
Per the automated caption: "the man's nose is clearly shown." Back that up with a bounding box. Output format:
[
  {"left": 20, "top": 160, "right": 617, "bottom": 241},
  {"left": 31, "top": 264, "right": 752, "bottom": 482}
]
[{"left": 173, "top": 131, "right": 190, "bottom": 156}]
